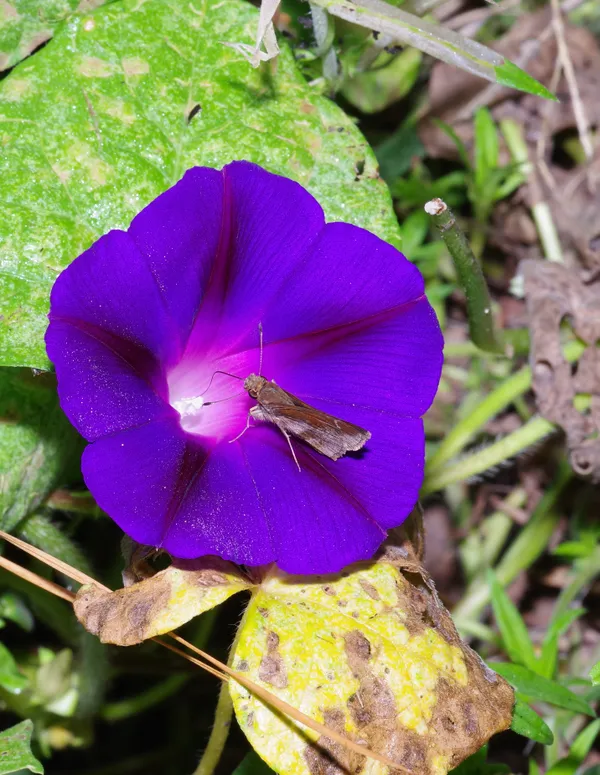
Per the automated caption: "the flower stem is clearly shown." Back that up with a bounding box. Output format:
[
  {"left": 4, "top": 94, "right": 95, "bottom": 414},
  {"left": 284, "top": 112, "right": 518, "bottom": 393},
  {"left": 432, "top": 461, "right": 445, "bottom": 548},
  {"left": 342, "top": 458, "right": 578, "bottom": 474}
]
[
  {"left": 193, "top": 680, "right": 233, "bottom": 775},
  {"left": 424, "top": 198, "right": 503, "bottom": 354},
  {"left": 452, "top": 463, "right": 571, "bottom": 628}
]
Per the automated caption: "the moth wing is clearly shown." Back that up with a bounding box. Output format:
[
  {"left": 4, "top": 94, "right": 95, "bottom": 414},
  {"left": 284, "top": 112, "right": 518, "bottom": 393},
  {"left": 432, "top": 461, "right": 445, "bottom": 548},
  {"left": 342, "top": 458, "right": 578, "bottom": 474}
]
[{"left": 260, "top": 402, "right": 371, "bottom": 461}]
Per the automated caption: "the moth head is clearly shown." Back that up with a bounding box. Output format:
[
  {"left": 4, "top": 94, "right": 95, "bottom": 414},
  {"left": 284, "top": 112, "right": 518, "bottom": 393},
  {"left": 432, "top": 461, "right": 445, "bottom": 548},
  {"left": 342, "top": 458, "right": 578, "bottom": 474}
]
[{"left": 244, "top": 373, "right": 266, "bottom": 398}]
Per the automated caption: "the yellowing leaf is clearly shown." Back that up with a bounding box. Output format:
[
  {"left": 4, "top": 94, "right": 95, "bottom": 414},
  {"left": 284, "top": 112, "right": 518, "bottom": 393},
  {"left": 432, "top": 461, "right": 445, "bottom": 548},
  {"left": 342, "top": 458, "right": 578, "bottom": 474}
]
[
  {"left": 74, "top": 558, "right": 249, "bottom": 645},
  {"left": 229, "top": 557, "right": 514, "bottom": 775}
]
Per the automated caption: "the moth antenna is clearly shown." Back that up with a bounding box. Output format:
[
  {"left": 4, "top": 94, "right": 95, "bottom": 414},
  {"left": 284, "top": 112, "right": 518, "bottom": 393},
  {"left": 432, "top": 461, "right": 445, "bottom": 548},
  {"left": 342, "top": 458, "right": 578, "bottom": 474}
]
[
  {"left": 204, "top": 390, "right": 246, "bottom": 406},
  {"left": 258, "top": 322, "right": 264, "bottom": 377},
  {"left": 199, "top": 369, "right": 244, "bottom": 396}
]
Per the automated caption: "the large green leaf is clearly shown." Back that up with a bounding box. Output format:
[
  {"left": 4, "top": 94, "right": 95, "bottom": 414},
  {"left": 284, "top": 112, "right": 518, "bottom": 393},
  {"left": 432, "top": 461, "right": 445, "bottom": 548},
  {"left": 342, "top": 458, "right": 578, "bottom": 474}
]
[
  {"left": 0, "top": 720, "right": 43, "bottom": 774},
  {"left": 0, "top": 1, "right": 114, "bottom": 72},
  {"left": 0, "top": 0, "right": 400, "bottom": 369},
  {"left": 0, "top": 369, "right": 81, "bottom": 530}
]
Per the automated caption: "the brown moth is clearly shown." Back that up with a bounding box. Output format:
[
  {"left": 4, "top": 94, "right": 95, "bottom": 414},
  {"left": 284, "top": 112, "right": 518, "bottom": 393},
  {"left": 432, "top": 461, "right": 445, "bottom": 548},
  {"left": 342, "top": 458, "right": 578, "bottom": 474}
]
[{"left": 243, "top": 373, "right": 371, "bottom": 463}]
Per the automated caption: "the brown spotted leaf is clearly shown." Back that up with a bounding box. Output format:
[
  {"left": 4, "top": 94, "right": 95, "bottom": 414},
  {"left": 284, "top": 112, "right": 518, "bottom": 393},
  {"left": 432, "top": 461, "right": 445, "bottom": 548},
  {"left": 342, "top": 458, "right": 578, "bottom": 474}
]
[
  {"left": 74, "top": 557, "right": 250, "bottom": 646},
  {"left": 229, "top": 555, "right": 514, "bottom": 775}
]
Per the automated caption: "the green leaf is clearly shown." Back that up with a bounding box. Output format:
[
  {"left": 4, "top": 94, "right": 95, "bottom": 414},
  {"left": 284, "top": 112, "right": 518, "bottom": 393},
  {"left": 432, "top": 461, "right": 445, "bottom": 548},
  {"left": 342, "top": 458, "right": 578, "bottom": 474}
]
[
  {"left": 0, "top": 720, "right": 43, "bottom": 774},
  {"left": 375, "top": 120, "right": 425, "bottom": 181},
  {"left": 474, "top": 108, "right": 499, "bottom": 190},
  {"left": 591, "top": 660, "right": 600, "bottom": 685},
  {"left": 0, "top": 592, "right": 34, "bottom": 632},
  {"left": 230, "top": 560, "right": 514, "bottom": 775},
  {"left": 487, "top": 570, "right": 536, "bottom": 670},
  {"left": 490, "top": 662, "right": 595, "bottom": 716},
  {"left": 0, "top": 0, "right": 401, "bottom": 369},
  {"left": 0, "top": 1, "right": 114, "bottom": 72},
  {"left": 0, "top": 370, "right": 81, "bottom": 530},
  {"left": 546, "top": 719, "right": 600, "bottom": 775},
  {"left": 341, "top": 47, "right": 422, "bottom": 114},
  {"left": 0, "top": 641, "right": 29, "bottom": 693},
  {"left": 510, "top": 698, "right": 554, "bottom": 745},
  {"left": 538, "top": 608, "right": 586, "bottom": 679},
  {"left": 233, "top": 752, "right": 276, "bottom": 775},
  {"left": 495, "top": 59, "right": 558, "bottom": 101}
]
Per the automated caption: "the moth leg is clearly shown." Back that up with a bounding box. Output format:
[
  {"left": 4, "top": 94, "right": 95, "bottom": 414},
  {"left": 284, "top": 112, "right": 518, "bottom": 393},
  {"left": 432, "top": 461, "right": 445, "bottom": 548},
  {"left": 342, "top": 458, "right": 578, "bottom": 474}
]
[
  {"left": 280, "top": 428, "right": 301, "bottom": 473},
  {"left": 229, "top": 413, "right": 253, "bottom": 444}
]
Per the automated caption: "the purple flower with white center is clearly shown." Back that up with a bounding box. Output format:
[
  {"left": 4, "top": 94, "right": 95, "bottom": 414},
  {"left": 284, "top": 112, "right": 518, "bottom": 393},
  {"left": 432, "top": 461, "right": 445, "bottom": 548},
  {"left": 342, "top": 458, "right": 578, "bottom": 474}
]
[{"left": 46, "top": 162, "right": 443, "bottom": 574}]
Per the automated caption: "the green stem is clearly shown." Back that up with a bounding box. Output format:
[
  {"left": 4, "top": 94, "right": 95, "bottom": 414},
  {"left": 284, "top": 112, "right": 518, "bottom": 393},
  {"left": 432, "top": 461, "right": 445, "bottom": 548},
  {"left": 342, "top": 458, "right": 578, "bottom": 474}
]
[
  {"left": 101, "top": 674, "right": 188, "bottom": 722},
  {"left": 425, "top": 198, "right": 503, "bottom": 354},
  {"left": 422, "top": 415, "right": 556, "bottom": 494},
  {"left": 193, "top": 680, "right": 234, "bottom": 775},
  {"left": 427, "top": 339, "right": 586, "bottom": 474},
  {"left": 452, "top": 463, "right": 571, "bottom": 628}
]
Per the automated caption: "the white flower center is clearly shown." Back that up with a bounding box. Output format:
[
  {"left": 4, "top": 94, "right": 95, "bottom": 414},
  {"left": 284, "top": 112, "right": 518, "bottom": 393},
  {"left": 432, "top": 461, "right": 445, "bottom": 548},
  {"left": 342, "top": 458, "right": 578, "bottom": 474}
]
[{"left": 172, "top": 395, "right": 205, "bottom": 418}]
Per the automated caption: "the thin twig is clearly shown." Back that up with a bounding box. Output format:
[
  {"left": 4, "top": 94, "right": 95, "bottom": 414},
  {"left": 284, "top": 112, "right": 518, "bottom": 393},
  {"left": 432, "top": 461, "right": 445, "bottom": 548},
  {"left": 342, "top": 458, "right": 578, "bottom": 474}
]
[
  {"left": 550, "top": 0, "right": 594, "bottom": 165},
  {"left": 0, "top": 555, "right": 75, "bottom": 603}
]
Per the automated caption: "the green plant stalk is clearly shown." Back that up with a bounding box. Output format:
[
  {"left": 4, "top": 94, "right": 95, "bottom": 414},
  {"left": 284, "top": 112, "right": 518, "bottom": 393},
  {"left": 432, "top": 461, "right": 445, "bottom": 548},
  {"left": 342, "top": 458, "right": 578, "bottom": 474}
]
[
  {"left": 101, "top": 674, "right": 188, "bottom": 722},
  {"left": 17, "top": 510, "right": 94, "bottom": 578},
  {"left": 193, "top": 680, "right": 234, "bottom": 775},
  {"left": 453, "top": 464, "right": 572, "bottom": 627},
  {"left": 500, "top": 118, "right": 563, "bottom": 263},
  {"left": 423, "top": 415, "right": 556, "bottom": 494},
  {"left": 427, "top": 339, "right": 586, "bottom": 473},
  {"left": 425, "top": 198, "right": 503, "bottom": 354}
]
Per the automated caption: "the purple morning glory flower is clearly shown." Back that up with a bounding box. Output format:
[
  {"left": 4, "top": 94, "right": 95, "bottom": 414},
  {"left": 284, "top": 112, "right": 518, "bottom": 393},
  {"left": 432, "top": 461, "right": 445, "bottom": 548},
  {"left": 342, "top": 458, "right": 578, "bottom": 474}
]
[{"left": 45, "top": 162, "right": 443, "bottom": 574}]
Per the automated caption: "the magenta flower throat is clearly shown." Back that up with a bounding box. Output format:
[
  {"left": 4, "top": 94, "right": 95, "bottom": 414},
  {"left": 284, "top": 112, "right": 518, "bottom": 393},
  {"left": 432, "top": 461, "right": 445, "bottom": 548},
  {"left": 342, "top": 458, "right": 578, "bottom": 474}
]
[{"left": 45, "top": 162, "right": 443, "bottom": 574}]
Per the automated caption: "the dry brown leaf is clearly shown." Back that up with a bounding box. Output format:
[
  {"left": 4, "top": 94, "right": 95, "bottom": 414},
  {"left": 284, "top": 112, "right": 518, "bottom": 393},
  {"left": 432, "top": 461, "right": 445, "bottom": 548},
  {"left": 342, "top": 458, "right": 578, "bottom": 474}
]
[
  {"left": 74, "top": 557, "right": 250, "bottom": 645},
  {"left": 522, "top": 259, "right": 600, "bottom": 480}
]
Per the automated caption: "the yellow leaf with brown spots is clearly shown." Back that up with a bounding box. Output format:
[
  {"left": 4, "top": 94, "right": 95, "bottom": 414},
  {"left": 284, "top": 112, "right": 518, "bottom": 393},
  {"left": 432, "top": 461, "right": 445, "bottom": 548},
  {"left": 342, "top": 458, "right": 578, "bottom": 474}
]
[
  {"left": 229, "top": 554, "right": 514, "bottom": 775},
  {"left": 74, "top": 557, "right": 250, "bottom": 646}
]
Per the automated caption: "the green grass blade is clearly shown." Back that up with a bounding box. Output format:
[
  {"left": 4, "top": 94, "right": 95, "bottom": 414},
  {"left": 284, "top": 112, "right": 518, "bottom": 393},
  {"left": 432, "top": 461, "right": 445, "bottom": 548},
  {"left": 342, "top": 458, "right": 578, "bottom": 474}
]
[
  {"left": 490, "top": 662, "right": 596, "bottom": 716},
  {"left": 487, "top": 570, "right": 537, "bottom": 670}
]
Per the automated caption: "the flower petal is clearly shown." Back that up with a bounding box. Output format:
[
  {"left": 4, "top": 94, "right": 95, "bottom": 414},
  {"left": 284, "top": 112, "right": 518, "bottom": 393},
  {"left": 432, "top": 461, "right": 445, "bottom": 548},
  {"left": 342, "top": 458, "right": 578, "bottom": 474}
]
[
  {"left": 127, "top": 167, "right": 224, "bottom": 343},
  {"left": 266, "top": 295, "right": 443, "bottom": 420},
  {"left": 236, "top": 430, "right": 387, "bottom": 574},
  {"left": 82, "top": 419, "right": 274, "bottom": 565},
  {"left": 47, "top": 230, "right": 179, "bottom": 364},
  {"left": 261, "top": 221, "right": 427, "bottom": 343},
  {"left": 183, "top": 161, "right": 326, "bottom": 358},
  {"left": 46, "top": 320, "right": 172, "bottom": 441}
]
